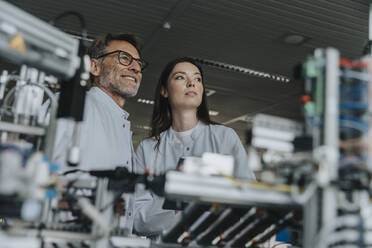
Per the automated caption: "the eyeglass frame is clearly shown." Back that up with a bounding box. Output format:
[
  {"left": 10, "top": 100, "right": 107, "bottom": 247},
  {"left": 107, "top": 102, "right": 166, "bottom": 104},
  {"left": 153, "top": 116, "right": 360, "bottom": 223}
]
[{"left": 95, "top": 50, "right": 148, "bottom": 71}]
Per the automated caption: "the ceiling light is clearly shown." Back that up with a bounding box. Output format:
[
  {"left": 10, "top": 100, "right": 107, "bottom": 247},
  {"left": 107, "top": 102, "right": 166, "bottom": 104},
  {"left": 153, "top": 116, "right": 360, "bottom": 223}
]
[
  {"left": 137, "top": 98, "right": 154, "bottom": 105},
  {"left": 209, "top": 110, "right": 219, "bottom": 116},
  {"left": 163, "top": 22, "right": 171, "bottom": 30},
  {"left": 282, "top": 33, "right": 310, "bottom": 45},
  {"left": 192, "top": 57, "right": 291, "bottom": 83},
  {"left": 205, "top": 89, "right": 216, "bottom": 97},
  {"left": 134, "top": 125, "right": 151, "bottom": 130}
]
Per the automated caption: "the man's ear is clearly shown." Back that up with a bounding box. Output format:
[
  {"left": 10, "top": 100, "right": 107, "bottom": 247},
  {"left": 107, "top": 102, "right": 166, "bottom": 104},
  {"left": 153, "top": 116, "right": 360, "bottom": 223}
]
[
  {"left": 160, "top": 86, "right": 168, "bottom": 98},
  {"left": 90, "top": 59, "right": 101, "bottom": 76}
]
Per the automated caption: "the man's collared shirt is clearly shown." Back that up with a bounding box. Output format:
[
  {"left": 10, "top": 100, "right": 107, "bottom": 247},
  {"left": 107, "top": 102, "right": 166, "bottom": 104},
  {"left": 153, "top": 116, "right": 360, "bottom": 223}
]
[
  {"left": 52, "top": 86, "right": 135, "bottom": 233},
  {"left": 53, "top": 86, "right": 133, "bottom": 171}
]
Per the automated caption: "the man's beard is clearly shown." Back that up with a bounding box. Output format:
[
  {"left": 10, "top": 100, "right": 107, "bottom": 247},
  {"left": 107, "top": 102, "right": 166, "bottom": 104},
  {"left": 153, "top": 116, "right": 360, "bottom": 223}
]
[{"left": 98, "top": 64, "right": 139, "bottom": 98}]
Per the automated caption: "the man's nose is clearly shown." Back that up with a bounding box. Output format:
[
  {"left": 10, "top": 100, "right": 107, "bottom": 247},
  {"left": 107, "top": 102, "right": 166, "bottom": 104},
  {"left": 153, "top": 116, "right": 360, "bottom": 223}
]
[{"left": 128, "top": 60, "right": 141, "bottom": 73}]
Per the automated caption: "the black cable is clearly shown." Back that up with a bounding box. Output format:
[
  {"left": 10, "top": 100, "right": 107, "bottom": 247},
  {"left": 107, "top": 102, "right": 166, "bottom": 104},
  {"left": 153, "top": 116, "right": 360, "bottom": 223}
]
[
  {"left": 61, "top": 179, "right": 81, "bottom": 217},
  {"left": 271, "top": 242, "right": 290, "bottom": 248},
  {"left": 362, "top": 40, "right": 372, "bottom": 56},
  {"left": 49, "top": 11, "right": 87, "bottom": 40},
  {"left": 99, "top": 190, "right": 125, "bottom": 212},
  {"left": 67, "top": 242, "right": 76, "bottom": 248},
  {"left": 80, "top": 241, "right": 90, "bottom": 248},
  {"left": 109, "top": 239, "right": 120, "bottom": 248},
  {"left": 62, "top": 169, "right": 88, "bottom": 176},
  {"left": 358, "top": 217, "right": 365, "bottom": 248}
]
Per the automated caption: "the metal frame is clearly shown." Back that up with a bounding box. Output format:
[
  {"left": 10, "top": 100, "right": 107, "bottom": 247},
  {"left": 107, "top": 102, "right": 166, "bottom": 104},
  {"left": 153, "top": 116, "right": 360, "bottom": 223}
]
[
  {"left": 0, "top": 0, "right": 80, "bottom": 79},
  {"left": 165, "top": 171, "right": 298, "bottom": 208}
]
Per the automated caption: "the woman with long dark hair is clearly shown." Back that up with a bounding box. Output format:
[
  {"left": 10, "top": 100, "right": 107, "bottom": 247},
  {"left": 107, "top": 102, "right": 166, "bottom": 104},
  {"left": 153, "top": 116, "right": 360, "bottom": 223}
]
[{"left": 134, "top": 57, "right": 255, "bottom": 236}]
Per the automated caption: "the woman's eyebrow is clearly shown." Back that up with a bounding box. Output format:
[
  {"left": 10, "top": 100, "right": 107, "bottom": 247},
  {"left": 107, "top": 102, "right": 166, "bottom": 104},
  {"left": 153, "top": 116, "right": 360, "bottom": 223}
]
[
  {"left": 171, "top": 71, "right": 186, "bottom": 75},
  {"left": 171, "top": 71, "right": 201, "bottom": 77}
]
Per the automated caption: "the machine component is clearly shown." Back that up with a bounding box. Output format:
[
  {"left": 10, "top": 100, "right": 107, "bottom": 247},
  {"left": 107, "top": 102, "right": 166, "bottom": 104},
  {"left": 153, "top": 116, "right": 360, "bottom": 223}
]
[
  {"left": 248, "top": 113, "right": 303, "bottom": 153},
  {"left": 215, "top": 208, "right": 258, "bottom": 244},
  {"left": 179, "top": 153, "right": 234, "bottom": 177},
  {"left": 195, "top": 207, "right": 248, "bottom": 245},
  {"left": 161, "top": 202, "right": 211, "bottom": 243},
  {"left": 298, "top": 49, "right": 372, "bottom": 248},
  {"left": 185, "top": 208, "right": 224, "bottom": 243},
  {"left": 0, "top": 0, "right": 80, "bottom": 79},
  {"left": 225, "top": 210, "right": 283, "bottom": 247},
  {"left": 161, "top": 171, "right": 298, "bottom": 247},
  {"left": 164, "top": 171, "right": 297, "bottom": 207},
  {"left": 0, "top": 0, "right": 90, "bottom": 162},
  {"left": 245, "top": 212, "right": 293, "bottom": 247},
  {"left": 0, "top": 2, "right": 95, "bottom": 247}
]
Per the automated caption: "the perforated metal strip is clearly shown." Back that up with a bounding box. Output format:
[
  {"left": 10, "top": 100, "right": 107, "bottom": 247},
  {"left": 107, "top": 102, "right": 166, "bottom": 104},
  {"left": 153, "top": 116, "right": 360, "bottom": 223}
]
[{"left": 192, "top": 57, "right": 291, "bottom": 83}]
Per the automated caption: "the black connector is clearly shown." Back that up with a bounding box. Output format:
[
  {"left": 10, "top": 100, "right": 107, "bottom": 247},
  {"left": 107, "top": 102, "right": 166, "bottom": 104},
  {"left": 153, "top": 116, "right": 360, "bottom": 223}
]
[
  {"left": 162, "top": 203, "right": 211, "bottom": 243},
  {"left": 196, "top": 207, "right": 248, "bottom": 246}
]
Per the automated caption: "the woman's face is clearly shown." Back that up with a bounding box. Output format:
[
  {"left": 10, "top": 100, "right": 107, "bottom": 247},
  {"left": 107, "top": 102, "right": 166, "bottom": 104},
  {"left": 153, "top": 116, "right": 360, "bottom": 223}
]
[{"left": 162, "top": 62, "right": 204, "bottom": 111}]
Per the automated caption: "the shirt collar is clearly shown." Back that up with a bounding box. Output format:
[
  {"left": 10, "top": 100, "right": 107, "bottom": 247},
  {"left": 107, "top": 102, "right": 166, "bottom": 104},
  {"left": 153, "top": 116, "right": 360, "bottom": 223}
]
[
  {"left": 165, "top": 121, "right": 206, "bottom": 143},
  {"left": 90, "top": 87, "right": 130, "bottom": 119}
]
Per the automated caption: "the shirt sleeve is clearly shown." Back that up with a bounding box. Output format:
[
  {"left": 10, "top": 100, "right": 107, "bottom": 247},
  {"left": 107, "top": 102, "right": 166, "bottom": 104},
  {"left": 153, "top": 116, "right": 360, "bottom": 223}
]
[
  {"left": 225, "top": 127, "right": 256, "bottom": 180},
  {"left": 133, "top": 141, "right": 146, "bottom": 174},
  {"left": 52, "top": 118, "right": 75, "bottom": 171},
  {"left": 133, "top": 141, "right": 156, "bottom": 235},
  {"left": 133, "top": 141, "right": 181, "bottom": 236}
]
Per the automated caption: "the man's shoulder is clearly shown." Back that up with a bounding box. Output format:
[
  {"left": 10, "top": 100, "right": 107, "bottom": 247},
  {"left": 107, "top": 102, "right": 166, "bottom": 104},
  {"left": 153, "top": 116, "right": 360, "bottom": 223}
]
[
  {"left": 85, "top": 88, "right": 100, "bottom": 105},
  {"left": 83, "top": 89, "right": 105, "bottom": 115}
]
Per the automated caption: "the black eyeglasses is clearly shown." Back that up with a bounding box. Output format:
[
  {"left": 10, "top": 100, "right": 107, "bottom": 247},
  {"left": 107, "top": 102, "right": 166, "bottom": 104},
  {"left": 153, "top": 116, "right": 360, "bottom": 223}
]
[{"left": 95, "top": 50, "right": 148, "bottom": 71}]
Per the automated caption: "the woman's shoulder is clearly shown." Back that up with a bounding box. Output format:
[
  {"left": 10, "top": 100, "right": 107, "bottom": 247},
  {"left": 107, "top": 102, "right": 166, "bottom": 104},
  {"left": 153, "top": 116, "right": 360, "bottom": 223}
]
[
  {"left": 137, "top": 130, "right": 168, "bottom": 147},
  {"left": 204, "top": 124, "right": 240, "bottom": 142},
  {"left": 136, "top": 131, "right": 170, "bottom": 157},
  {"left": 207, "top": 123, "right": 236, "bottom": 134},
  {"left": 138, "top": 136, "right": 157, "bottom": 148}
]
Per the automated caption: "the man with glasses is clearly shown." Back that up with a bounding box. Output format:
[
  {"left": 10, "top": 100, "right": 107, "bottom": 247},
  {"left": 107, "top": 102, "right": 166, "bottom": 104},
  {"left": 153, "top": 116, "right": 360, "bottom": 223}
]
[
  {"left": 89, "top": 34, "right": 147, "bottom": 107},
  {"left": 54, "top": 33, "right": 147, "bottom": 170},
  {"left": 52, "top": 33, "right": 147, "bottom": 233}
]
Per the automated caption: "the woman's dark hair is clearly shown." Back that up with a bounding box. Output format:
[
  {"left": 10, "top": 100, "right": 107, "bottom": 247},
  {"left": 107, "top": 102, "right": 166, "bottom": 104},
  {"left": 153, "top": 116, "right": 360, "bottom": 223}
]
[{"left": 151, "top": 57, "right": 216, "bottom": 148}]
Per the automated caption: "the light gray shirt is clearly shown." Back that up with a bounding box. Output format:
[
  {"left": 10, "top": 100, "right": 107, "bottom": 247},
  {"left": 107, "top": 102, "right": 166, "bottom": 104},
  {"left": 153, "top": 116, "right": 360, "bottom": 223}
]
[
  {"left": 53, "top": 86, "right": 134, "bottom": 171},
  {"left": 172, "top": 125, "right": 194, "bottom": 147},
  {"left": 134, "top": 122, "right": 255, "bottom": 236},
  {"left": 52, "top": 87, "right": 135, "bottom": 232}
]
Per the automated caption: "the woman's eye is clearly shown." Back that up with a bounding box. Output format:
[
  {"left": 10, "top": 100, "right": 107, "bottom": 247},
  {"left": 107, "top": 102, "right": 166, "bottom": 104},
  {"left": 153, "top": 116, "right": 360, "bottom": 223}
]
[
  {"left": 195, "top": 77, "right": 202, "bottom": 83},
  {"left": 175, "top": 75, "right": 184, "bottom": 80}
]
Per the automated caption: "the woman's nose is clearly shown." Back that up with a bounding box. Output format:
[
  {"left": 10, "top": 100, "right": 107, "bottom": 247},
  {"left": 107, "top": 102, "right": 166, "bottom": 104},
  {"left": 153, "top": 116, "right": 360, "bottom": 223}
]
[{"left": 186, "top": 78, "right": 195, "bottom": 87}]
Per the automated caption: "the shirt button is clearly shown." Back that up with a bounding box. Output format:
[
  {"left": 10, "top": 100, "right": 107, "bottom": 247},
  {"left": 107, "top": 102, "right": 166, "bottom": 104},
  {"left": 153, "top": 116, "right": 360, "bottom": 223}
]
[
  {"left": 122, "top": 124, "right": 125, "bottom": 128},
  {"left": 186, "top": 147, "right": 190, "bottom": 151},
  {"left": 126, "top": 161, "right": 129, "bottom": 164}
]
